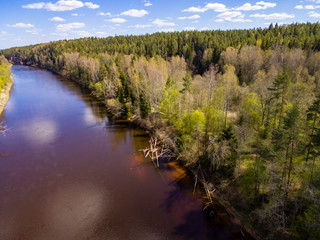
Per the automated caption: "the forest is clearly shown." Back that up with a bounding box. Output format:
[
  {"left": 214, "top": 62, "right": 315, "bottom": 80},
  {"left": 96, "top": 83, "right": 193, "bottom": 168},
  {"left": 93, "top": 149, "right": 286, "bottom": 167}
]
[
  {"left": 0, "top": 56, "right": 11, "bottom": 93},
  {"left": 1, "top": 22, "right": 320, "bottom": 239}
]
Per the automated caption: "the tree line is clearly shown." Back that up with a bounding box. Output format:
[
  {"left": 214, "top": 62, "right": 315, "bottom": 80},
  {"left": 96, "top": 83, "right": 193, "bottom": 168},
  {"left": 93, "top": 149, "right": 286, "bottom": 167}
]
[
  {"left": 1, "top": 22, "right": 320, "bottom": 239},
  {"left": 0, "top": 56, "right": 11, "bottom": 92},
  {"left": 2, "top": 22, "right": 320, "bottom": 74}
]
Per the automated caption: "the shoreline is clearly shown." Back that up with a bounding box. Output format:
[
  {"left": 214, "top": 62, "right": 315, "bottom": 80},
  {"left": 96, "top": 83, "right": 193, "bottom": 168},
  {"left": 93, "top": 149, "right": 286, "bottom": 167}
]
[
  {"left": 13, "top": 64, "right": 261, "bottom": 239},
  {"left": 0, "top": 72, "right": 13, "bottom": 116}
]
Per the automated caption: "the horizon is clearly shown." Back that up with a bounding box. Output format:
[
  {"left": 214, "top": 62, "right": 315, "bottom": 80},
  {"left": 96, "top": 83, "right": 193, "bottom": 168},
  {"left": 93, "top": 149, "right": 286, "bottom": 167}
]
[{"left": 0, "top": 0, "right": 319, "bottom": 49}]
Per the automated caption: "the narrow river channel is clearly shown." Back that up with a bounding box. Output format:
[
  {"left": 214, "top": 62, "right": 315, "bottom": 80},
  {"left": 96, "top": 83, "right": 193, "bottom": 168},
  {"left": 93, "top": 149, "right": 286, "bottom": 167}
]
[{"left": 0, "top": 65, "right": 250, "bottom": 240}]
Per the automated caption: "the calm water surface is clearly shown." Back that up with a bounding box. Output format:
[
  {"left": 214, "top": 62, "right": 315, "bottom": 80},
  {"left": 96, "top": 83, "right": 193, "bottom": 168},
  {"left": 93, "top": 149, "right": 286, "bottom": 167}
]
[{"left": 0, "top": 66, "right": 249, "bottom": 240}]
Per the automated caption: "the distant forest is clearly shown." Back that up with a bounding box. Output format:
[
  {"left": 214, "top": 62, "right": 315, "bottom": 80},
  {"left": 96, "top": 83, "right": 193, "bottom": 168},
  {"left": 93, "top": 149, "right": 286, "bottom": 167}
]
[{"left": 1, "top": 22, "right": 320, "bottom": 239}]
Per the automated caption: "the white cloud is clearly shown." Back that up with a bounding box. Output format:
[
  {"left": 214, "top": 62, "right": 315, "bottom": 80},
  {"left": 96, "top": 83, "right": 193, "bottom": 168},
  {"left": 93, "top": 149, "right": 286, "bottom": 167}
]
[
  {"left": 178, "top": 15, "right": 200, "bottom": 20},
  {"left": 26, "top": 28, "right": 42, "bottom": 34},
  {"left": 105, "top": 18, "right": 127, "bottom": 23},
  {"left": 7, "top": 23, "right": 35, "bottom": 28},
  {"left": 44, "top": 0, "right": 84, "bottom": 11},
  {"left": 295, "top": 5, "right": 320, "bottom": 9},
  {"left": 84, "top": 2, "right": 99, "bottom": 9},
  {"left": 72, "top": 30, "right": 91, "bottom": 36},
  {"left": 235, "top": 1, "right": 276, "bottom": 11},
  {"left": 120, "top": 9, "right": 149, "bottom": 17},
  {"left": 95, "top": 32, "right": 109, "bottom": 36},
  {"left": 49, "top": 16, "right": 66, "bottom": 22},
  {"left": 23, "top": 0, "right": 84, "bottom": 11},
  {"left": 159, "top": 28, "right": 175, "bottom": 32},
  {"left": 97, "top": 12, "right": 111, "bottom": 16},
  {"left": 182, "top": 3, "right": 228, "bottom": 13},
  {"left": 218, "top": 11, "right": 243, "bottom": 19},
  {"left": 183, "top": 2, "right": 276, "bottom": 13},
  {"left": 205, "top": 3, "right": 229, "bottom": 12},
  {"left": 56, "top": 22, "right": 85, "bottom": 31},
  {"left": 216, "top": 11, "right": 252, "bottom": 22},
  {"left": 152, "top": 19, "right": 175, "bottom": 27},
  {"left": 129, "top": 24, "right": 152, "bottom": 28},
  {"left": 230, "top": 18, "right": 252, "bottom": 22},
  {"left": 182, "top": 6, "right": 207, "bottom": 13},
  {"left": 200, "top": 27, "right": 209, "bottom": 30},
  {"left": 144, "top": 2, "right": 152, "bottom": 7},
  {"left": 50, "top": 32, "right": 68, "bottom": 36},
  {"left": 72, "top": 13, "right": 79, "bottom": 16},
  {"left": 22, "top": 2, "right": 45, "bottom": 9},
  {"left": 0, "top": 31, "right": 8, "bottom": 36},
  {"left": 309, "top": 11, "right": 320, "bottom": 17},
  {"left": 306, "top": 5, "right": 319, "bottom": 9},
  {"left": 250, "top": 12, "right": 295, "bottom": 20},
  {"left": 185, "top": 27, "right": 196, "bottom": 30}
]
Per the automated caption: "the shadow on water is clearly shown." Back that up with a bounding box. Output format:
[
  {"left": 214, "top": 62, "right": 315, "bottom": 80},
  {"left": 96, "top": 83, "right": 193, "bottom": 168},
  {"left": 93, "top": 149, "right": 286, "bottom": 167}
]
[{"left": 173, "top": 210, "right": 207, "bottom": 240}]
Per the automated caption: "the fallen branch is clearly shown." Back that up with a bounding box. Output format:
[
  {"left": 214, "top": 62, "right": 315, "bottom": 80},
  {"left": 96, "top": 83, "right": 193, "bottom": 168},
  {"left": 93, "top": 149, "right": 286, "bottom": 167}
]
[
  {"left": 0, "top": 122, "right": 8, "bottom": 136},
  {"left": 142, "top": 137, "right": 170, "bottom": 167}
]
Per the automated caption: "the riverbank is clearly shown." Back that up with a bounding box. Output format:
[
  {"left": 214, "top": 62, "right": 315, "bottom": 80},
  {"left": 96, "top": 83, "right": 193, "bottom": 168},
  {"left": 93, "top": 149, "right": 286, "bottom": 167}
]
[
  {"left": 0, "top": 73, "right": 13, "bottom": 115},
  {"left": 12, "top": 63, "right": 261, "bottom": 239},
  {"left": 96, "top": 83, "right": 262, "bottom": 240}
]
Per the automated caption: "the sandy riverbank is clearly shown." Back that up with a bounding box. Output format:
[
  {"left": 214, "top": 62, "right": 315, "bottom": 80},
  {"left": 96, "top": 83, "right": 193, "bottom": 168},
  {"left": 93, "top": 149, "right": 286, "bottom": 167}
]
[{"left": 0, "top": 74, "right": 13, "bottom": 115}]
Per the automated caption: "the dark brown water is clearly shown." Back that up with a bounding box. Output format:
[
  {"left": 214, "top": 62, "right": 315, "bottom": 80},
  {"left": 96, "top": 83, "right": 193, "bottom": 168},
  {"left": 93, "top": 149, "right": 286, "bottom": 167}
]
[{"left": 0, "top": 66, "right": 250, "bottom": 240}]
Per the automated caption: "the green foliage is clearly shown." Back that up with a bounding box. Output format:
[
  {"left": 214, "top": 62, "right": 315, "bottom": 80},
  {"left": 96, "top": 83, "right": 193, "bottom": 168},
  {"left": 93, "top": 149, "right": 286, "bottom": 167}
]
[
  {"left": 294, "top": 192, "right": 320, "bottom": 240},
  {"left": 0, "top": 56, "right": 11, "bottom": 92},
  {"left": 242, "top": 92, "right": 261, "bottom": 129},
  {"left": 3, "top": 23, "right": 320, "bottom": 75},
  {"left": 176, "top": 108, "right": 206, "bottom": 137},
  {"left": 139, "top": 94, "right": 150, "bottom": 118},
  {"left": 161, "top": 85, "right": 179, "bottom": 124},
  {"left": 181, "top": 72, "right": 192, "bottom": 93},
  {"left": 238, "top": 156, "right": 267, "bottom": 200},
  {"left": 218, "top": 125, "right": 238, "bottom": 170}
]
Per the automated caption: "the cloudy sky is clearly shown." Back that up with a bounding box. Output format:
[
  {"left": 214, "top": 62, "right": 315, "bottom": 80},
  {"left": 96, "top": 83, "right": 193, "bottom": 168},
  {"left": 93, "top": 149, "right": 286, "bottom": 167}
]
[{"left": 0, "top": 0, "right": 319, "bottom": 49}]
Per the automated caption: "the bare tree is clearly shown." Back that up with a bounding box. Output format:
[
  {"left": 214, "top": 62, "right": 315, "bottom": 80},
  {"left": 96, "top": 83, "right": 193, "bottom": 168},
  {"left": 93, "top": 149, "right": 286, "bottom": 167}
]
[
  {"left": 142, "top": 137, "right": 170, "bottom": 167},
  {"left": 238, "top": 45, "right": 264, "bottom": 85},
  {"left": 220, "top": 47, "right": 238, "bottom": 69},
  {"left": 0, "top": 122, "right": 8, "bottom": 136}
]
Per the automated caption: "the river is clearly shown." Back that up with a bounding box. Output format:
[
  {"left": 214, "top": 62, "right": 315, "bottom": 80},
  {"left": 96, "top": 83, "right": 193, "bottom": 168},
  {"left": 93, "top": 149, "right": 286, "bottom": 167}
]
[{"left": 0, "top": 65, "right": 250, "bottom": 240}]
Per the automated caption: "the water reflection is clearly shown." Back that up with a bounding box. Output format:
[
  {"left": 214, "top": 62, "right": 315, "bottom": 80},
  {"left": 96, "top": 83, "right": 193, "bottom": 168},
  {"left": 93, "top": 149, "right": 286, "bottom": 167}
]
[{"left": 19, "top": 117, "right": 58, "bottom": 146}]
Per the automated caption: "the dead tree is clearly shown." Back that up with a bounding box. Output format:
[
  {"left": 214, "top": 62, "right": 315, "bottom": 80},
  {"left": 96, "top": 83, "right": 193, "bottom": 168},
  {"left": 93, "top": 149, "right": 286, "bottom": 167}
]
[
  {"left": 0, "top": 122, "right": 8, "bottom": 136},
  {"left": 142, "top": 137, "right": 170, "bottom": 167}
]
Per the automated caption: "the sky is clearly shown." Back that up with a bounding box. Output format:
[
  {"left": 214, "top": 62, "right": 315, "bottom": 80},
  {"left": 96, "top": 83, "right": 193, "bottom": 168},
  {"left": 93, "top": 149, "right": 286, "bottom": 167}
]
[{"left": 0, "top": 0, "right": 319, "bottom": 49}]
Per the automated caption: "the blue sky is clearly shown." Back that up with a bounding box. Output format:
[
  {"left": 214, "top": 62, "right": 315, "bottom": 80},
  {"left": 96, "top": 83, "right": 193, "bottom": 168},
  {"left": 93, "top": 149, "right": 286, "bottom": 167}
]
[{"left": 0, "top": 0, "right": 319, "bottom": 49}]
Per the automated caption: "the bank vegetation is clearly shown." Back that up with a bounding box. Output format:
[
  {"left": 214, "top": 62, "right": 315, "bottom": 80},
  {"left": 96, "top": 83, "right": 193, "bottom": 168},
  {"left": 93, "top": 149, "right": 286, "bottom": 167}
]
[{"left": 0, "top": 55, "right": 12, "bottom": 117}]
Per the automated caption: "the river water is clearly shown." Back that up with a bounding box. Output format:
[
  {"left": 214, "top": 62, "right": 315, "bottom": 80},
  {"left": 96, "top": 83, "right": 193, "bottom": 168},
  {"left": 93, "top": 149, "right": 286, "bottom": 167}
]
[{"left": 0, "top": 66, "right": 249, "bottom": 240}]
